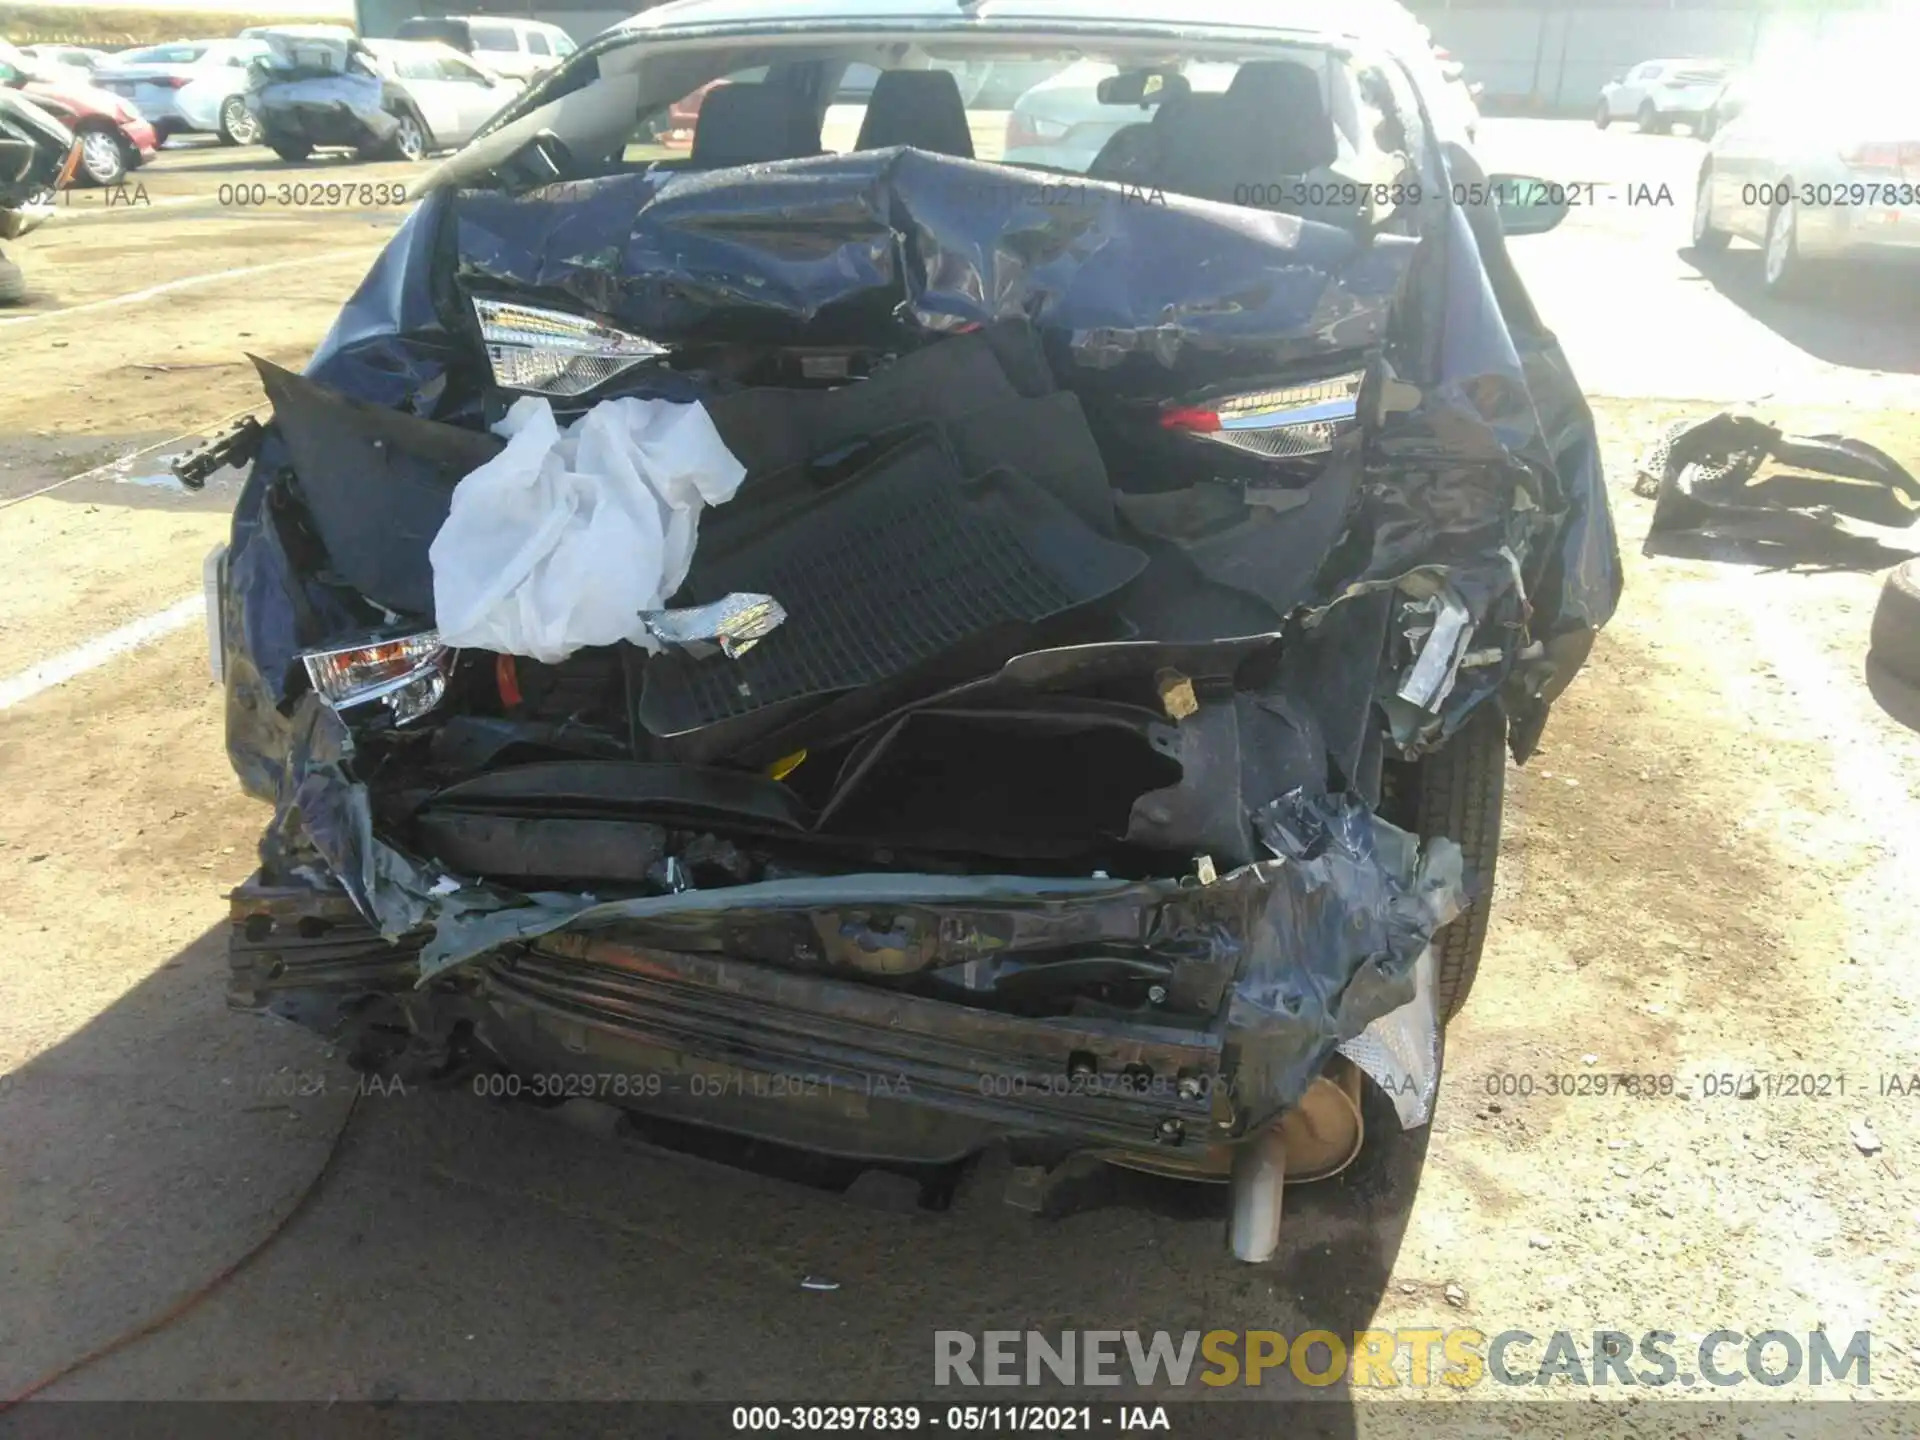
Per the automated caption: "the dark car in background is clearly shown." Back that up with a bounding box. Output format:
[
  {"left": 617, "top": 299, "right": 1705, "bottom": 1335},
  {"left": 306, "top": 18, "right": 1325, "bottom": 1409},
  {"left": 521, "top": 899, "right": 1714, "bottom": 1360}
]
[
  {"left": 1, "top": 88, "right": 78, "bottom": 301},
  {"left": 208, "top": 0, "right": 1617, "bottom": 1261}
]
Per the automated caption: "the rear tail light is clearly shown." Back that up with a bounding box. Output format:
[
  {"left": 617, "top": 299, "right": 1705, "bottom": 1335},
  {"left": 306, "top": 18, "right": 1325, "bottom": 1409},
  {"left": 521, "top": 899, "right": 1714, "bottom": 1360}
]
[
  {"left": 303, "top": 630, "right": 450, "bottom": 725},
  {"left": 1159, "top": 370, "right": 1365, "bottom": 459},
  {"left": 1004, "top": 111, "right": 1068, "bottom": 150},
  {"left": 1841, "top": 141, "right": 1920, "bottom": 170},
  {"left": 152, "top": 75, "right": 191, "bottom": 89},
  {"left": 474, "top": 297, "right": 666, "bottom": 397}
]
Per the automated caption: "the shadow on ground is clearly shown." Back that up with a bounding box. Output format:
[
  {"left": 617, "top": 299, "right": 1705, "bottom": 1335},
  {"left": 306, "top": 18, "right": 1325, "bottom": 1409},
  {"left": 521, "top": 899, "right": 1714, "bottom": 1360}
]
[
  {"left": 1679, "top": 246, "right": 1920, "bottom": 376},
  {"left": 4, "top": 919, "right": 1431, "bottom": 1416}
]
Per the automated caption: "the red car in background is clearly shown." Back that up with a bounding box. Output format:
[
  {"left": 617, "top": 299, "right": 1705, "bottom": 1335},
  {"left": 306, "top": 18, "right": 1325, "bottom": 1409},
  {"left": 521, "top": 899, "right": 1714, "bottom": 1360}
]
[
  {"left": 0, "top": 39, "right": 157, "bottom": 185},
  {"left": 651, "top": 76, "right": 728, "bottom": 147}
]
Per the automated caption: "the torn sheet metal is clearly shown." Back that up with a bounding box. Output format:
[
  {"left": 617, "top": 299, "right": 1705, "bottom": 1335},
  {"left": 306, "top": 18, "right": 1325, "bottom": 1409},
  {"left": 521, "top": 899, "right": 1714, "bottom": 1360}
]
[
  {"left": 451, "top": 148, "right": 1413, "bottom": 382},
  {"left": 287, "top": 145, "right": 1617, "bottom": 731},
  {"left": 406, "top": 818, "right": 1458, "bottom": 1132},
  {"left": 641, "top": 593, "right": 786, "bottom": 658},
  {"left": 1394, "top": 587, "right": 1473, "bottom": 709},
  {"left": 1338, "top": 943, "right": 1442, "bottom": 1128},
  {"left": 1238, "top": 789, "right": 1462, "bottom": 1130}
]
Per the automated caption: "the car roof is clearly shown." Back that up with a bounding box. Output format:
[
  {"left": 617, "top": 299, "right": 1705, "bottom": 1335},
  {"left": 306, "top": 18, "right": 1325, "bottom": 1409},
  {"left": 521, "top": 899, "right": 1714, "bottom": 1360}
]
[
  {"left": 610, "top": 0, "right": 1429, "bottom": 47},
  {"left": 432, "top": 13, "right": 565, "bottom": 26},
  {"left": 367, "top": 38, "right": 470, "bottom": 58}
]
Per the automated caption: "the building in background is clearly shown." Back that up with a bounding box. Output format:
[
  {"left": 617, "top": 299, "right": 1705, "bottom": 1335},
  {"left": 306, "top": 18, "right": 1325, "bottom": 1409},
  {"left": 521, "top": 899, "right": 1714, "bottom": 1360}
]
[{"left": 1410, "top": 0, "right": 1909, "bottom": 114}]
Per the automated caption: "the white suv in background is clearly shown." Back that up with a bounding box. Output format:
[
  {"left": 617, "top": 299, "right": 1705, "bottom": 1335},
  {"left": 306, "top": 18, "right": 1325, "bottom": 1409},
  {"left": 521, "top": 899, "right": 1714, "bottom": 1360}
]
[
  {"left": 392, "top": 16, "right": 575, "bottom": 81},
  {"left": 1596, "top": 58, "right": 1731, "bottom": 134}
]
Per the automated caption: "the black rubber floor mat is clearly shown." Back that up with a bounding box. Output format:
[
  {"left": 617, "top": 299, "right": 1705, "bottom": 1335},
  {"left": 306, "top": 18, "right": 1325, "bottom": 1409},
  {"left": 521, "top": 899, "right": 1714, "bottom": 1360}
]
[
  {"left": 704, "top": 326, "right": 1026, "bottom": 478},
  {"left": 428, "top": 760, "right": 812, "bottom": 829},
  {"left": 638, "top": 432, "right": 1147, "bottom": 737},
  {"left": 254, "top": 358, "right": 504, "bottom": 619}
]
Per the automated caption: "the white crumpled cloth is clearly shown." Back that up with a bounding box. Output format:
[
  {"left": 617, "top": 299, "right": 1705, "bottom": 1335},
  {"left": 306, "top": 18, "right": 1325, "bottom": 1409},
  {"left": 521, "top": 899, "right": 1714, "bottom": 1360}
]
[{"left": 430, "top": 394, "right": 747, "bottom": 663}]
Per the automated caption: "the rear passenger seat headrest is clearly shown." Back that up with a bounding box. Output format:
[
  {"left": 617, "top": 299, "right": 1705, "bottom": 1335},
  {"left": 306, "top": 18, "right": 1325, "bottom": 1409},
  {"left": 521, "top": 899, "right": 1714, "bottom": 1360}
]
[
  {"left": 690, "top": 82, "right": 823, "bottom": 168},
  {"left": 854, "top": 69, "right": 975, "bottom": 158}
]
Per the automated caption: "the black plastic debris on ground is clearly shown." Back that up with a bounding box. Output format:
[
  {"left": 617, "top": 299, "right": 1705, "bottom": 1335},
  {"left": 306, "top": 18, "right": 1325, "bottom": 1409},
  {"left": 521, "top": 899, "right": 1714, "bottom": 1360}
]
[{"left": 1635, "top": 412, "right": 1920, "bottom": 569}]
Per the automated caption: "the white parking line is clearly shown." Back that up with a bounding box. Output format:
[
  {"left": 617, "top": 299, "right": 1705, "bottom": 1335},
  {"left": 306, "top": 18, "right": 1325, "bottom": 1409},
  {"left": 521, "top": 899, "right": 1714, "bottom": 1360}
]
[
  {"left": 0, "top": 248, "right": 378, "bottom": 328},
  {"left": 0, "top": 406, "right": 260, "bottom": 511},
  {"left": 0, "top": 595, "right": 204, "bottom": 712},
  {"left": 47, "top": 194, "right": 208, "bottom": 223}
]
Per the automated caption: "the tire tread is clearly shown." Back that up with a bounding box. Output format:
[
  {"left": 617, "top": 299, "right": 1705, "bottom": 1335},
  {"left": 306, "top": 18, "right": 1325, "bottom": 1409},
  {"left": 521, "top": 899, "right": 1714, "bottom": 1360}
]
[{"left": 1414, "top": 705, "right": 1507, "bottom": 1020}]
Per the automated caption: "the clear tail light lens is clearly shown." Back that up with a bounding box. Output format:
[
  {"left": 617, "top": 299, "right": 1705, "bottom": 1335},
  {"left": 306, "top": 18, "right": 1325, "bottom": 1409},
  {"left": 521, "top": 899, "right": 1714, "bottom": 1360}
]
[
  {"left": 303, "top": 631, "right": 450, "bottom": 725},
  {"left": 474, "top": 297, "right": 666, "bottom": 398},
  {"left": 1159, "top": 370, "right": 1365, "bottom": 459}
]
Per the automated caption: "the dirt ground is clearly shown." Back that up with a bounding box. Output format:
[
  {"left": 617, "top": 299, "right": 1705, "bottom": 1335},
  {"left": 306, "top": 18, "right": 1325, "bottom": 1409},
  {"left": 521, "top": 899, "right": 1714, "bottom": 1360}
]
[{"left": 2, "top": 128, "right": 1919, "bottom": 1421}]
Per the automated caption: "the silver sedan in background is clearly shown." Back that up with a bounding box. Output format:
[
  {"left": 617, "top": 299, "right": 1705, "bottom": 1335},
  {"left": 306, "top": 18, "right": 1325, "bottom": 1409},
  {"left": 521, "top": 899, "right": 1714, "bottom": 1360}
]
[
  {"left": 91, "top": 38, "right": 271, "bottom": 145},
  {"left": 1691, "top": 44, "right": 1920, "bottom": 297}
]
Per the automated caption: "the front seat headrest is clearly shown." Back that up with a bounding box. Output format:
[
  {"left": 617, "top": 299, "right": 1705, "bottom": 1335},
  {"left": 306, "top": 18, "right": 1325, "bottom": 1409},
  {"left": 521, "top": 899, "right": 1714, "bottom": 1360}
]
[
  {"left": 690, "top": 82, "right": 822, "bottom": 168},
  {"left": 854, "top": 69, "right": 975, "bottom": 158},
  {"left": 1222, "top": 61, "right": 1340, "bottom": 174}
]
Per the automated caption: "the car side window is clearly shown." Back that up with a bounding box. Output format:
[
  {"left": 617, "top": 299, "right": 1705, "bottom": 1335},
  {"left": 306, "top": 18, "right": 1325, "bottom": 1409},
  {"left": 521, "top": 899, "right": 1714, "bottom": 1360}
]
[
  {"left": 528, "top": 33, "right": 551, "bottom": 57},
  {"left": 471, "top": 24, "right": 517, "bottom": 53},
  {"left": 555, "top": 35, "right": 576, "bottom": 56},
  {"left": 439, "top": 55, "right": 488, "bottom": 83}
]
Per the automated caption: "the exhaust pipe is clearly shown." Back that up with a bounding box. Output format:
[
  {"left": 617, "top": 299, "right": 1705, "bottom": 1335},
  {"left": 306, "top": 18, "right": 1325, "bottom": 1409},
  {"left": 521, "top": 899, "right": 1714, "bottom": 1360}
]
[
  {"left": 1226, "top": 1058, "right": 1366, "bottom": 1262},
  {"left": 1227, "top": 1126, "right": 1288, "bottom": 1263}
]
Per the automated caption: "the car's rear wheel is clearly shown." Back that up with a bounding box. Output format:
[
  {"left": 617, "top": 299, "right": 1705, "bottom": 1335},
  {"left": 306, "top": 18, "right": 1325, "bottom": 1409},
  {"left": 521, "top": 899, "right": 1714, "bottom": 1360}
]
[
  {"left": 1594, "top": 99, "right": 1611, "bottom": 129},
  {"left": 1870, "top": 559, "right": 1920, "bottom": 685},
  {"left": 1762, "top": 193, "right": 1808, "bottom": 297},
  {"left": 219, "top": 96, "right": 260, "bottom": 147},
  {"left": 270, "top": 139, "right": 314, "bottom": 163},
  {"left": 76, "top": 124, "right": 128, "bottom": 186},
  {"left": 1636, "top": 100, "right": 1666, "bottom": 134},
  {"left": 387, "top": 110, "right": 428, "bottom": 162},
  {"left": 1691, "top": 167, "right": 1730, "bottom": 251},
  {"left": 1397, "top": 705, "right": 1508, "bottom": 1022}
]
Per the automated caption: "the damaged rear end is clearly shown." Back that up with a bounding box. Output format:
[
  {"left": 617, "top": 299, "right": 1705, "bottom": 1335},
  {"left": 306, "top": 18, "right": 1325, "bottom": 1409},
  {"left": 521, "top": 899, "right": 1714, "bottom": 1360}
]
[{"left": 209, "top": 7, "right": 1619, "bottom": 1258}]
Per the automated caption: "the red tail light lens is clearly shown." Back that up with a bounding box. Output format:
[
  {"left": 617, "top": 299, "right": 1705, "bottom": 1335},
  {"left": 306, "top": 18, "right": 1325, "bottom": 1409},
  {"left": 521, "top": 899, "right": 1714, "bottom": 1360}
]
[
  {"left": 1004, "top": 111, "right": 1068, "bottom": 151},
  {"left": 1841, "top": 141, "right": 1920, "bottom": 169},
  {"left": 1159, "top": 371, "right": 1365, "bottom": 458},
  {"left": 303, "top": 631, "right": 450, "bottom": 725}
]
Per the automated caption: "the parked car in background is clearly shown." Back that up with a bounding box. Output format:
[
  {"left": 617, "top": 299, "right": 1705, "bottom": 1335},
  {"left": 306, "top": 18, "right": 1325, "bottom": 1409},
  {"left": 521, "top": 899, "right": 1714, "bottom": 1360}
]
[
  {"left": 1596, "top": 58, "right": 1731, "bottom": 133},
  {"left": 92, "top": 38, "right": 271, "bottom": 146},
  {"left": 18, "top": 44, "right": 111, "bottom": 79},
  {"left": 1, "top": 88, "right": 78, "bottom": 301},
  {"left": 0, "top": 38, "right": 157, "bottom": 184},
  {"left": 248, "top": 35, "right": 520, "bottom": 163},
  {"left": 1691, "top": 47, "right": 1920, "bottom": 297},
  {"left": 239, "top": 23, "right": 356, "bottom": 43},
  {"left": 393, "top": 16, "right": 574, "bottom": 81},
  {"left": 1696, "top": 71, "right": 1750, "bottom": 141}
]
